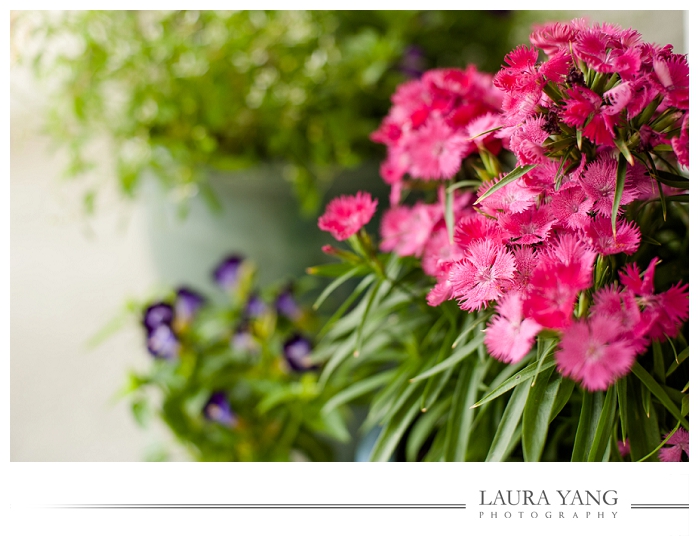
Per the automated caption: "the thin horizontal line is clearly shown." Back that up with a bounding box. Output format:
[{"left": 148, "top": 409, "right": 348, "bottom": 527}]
[
  {"left": 46, "top": 504, "right": 466, "bottom": 510},
  {"left": 630, "top": 506, "right": 688, "bottom": 509},
  {"left": 631, "top": 504, "right": 688, "bottom": 507}
]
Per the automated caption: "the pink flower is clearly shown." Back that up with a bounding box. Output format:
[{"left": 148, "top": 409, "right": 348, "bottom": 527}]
[
  {"left": 659, "top": 428, "right": 689, "bottom": 462},
  {"left": 498, "top": 206, "right": 555, "bottom": 245},
  {"left": 485, "top": 293, "right": 542, "bottom": 364},
  {"left": 449, "top": 239, "right": 516, "bottom": 311},
  {"left": 562, "top": 86, "right": 617, "bottom": 147},
  {"left": 318, "top": 191, "right": 378, "bottom": 241},
  {"left": 477, "top": 175, "right": 539, "bottom": 216},
  {"left": 671, "top": 113, "right": 689, "bottom": 168},
  {"left": 579, "top": 155, "right": 639, "bottom": 216},
  {"left": 523, "top": 234, "right": 595, "bottom": 329},
  {"left": 585, "top": 216, "right": 641, "bottom": 256},
  {"left": 454, "top": 214, "right": 503, "bottom": 250},
  {"left": 618, "top": 439, "right": 631, "bottom": 458},
  {"left": 509, "top": 116, "right": 550, "bottom": 165},
  {"left": 549, "top": 187, "right": 593, "bottom": 231},
  {"left": 404, "top": 117, "right": 469, "bottom": 181},
  {"left": 530, "top": 21, "right": 579, "bottom": 55},
  {"left": 379, "top": 203, "right": 437, "bottom": 257},
  {"left": 653, "top": 54, "right": 689, "bottom": 110},
  {"left": 556, "top": 315, "right": 637, "bottom": 391},
  {"left": 619, "top": 259, "right": 689, "bottom": 342}
]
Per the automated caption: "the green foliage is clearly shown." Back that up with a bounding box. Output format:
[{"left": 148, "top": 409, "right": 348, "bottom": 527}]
[
  {"left": 17, "top": 10, "right": 516, "bottom": 213},
  {"left": 121, "top": 260, "right": 353, "bottom": 461}
]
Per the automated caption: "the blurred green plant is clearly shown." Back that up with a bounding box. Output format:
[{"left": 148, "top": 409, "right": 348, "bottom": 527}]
[
  {"left": 120, "top": 256, "right": 353, "bottom": 462},
  {"left": 17, "top": 10, "right": 515, "bottom": 214}
]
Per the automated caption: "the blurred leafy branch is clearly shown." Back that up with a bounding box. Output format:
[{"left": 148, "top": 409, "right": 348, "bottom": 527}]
[{"left": 15, "top": 10, "right": 515, "bottom": 214}]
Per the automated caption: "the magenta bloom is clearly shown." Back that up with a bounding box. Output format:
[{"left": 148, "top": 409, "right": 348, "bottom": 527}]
[
  {"left": 484, "top": 293, "right": 542, "bottom": 364},
  {"left": 380, "top": 203, "right": 438, "bottom": 257},
  {"left": 549, "top": 187, "right": 593, "bottom": 231},
  {"left": 556, "top": 315, "right": 637, "bottom": 391},
  {"left": 449, "top": 239, "right": 515, "bottom": 311},
  {"left": 318, "top": 191, "right": 378, "bottom": 241},
  {"left": 659, "top": 428, "right": 689, "bottom": 462},
  {"left": 579, "top": 155, "right": 639, "bottom": 216},
  {"left": 585, "top": 216, "right": 641, "bottom": 256},
  {"left": 405, "top": 118, "right": 469, "bottom": 181},
  {"left": 618, "top": 439, "right": 631, "bottom": 458}
]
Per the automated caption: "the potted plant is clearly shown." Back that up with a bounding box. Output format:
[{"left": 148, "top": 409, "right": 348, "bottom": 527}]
[{"left": 310, "top": 18, "right": 689, "bottom": 462}]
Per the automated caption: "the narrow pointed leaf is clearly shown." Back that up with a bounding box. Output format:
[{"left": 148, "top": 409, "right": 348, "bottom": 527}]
[
  {"left": 321, "top": 370, "right": 395, "bottom": 415},
  {"left": 611, "top": 154, "right": 627, "bottom": 237},
  {"left": 406, "top": 399, "right": 450, "bottom": 462},
  {"left": 571, "top": 390, "right": 605, "bottom": 462},
  {"left": 472, "top": 357, "right": 556, "bottom": 408},
  {"left": 313, "top": 266, "right": 363, "bottom": 310},
  {"left": 522, "top": 366, "right": 559, "bottom": 462},
  {"left": 486, "top": 381, "right": 531, "bottom": 462},
  {"left": 445, "top": 184, "right": 455, "bottom": 244},
  {"left": 632, "top": 363, "right": 689, "bottom": 428},
  {"left": 473, "top": 164, "right": 537, "bottom": 205},
  {"left": 588, "top": 384, "right": 618, "bottom": 461},
  {"left": 445, "top": 358, "right": 489, "bottom": 461},
  {"left": 410, "top": 335, "right": 483, "bottom": 384},
  {"left": 617, "top": 376, "right": 629, "bottom": 442}
]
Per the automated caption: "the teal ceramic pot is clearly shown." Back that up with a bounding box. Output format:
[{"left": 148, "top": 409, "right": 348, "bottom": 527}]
[{"left": 142, "top": 162, "right": 388, "bottom": 293}]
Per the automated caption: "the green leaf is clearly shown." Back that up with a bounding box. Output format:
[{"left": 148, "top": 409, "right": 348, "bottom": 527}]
[
  {"left": 445, "top": 185, "right": 455, "bottom": 244},
  {"left": 472, "top": 357, "right": 555, "bottom": 408},
  {"left": 486, "top": 380, "right": 531, "bottom": 462},
  {"left": 652, "top": 170, "right": 689, "bottom": 189},
  {"left": 531, "top": 338, "right": 556, "bottom": 387},
  {"left": 611, "top": 154, "right": 627, "bottom": 237},
  {"left": 306, "top": 262, "right": 365, "bottom": 278},
  {"left": 447, "top": 179, "right": 482, "bottom": 193},
  {"left": 321, "top": 370, "right": 395, "bottom": 414},
  {"left": 369, "top": 391, "right": 422, "bottom": 462},
  {"left": 635, "top": 421, "right": 682, "bottom": 462},
  {"left": 627, "top": 374, "right": 661, "bottom": 462},
  {"left": 588, "top": 384, "right": 618, "bottom": 462},
  {"left": 617, "top": 376, "right": 629, "bottom": 442},
  {"left": 313, "top": 266, "right": 363, "bottom": 310},
  {"left": 571, "top": 390, "right": 605, "bottom": 462},
  {"left": 473, "top": 164, "right": 538, "bottom": 205},
  {"left": 353, "top": 279, "right": 383, "bottom": 356},
  {"left": 549, "top": 377, "right": 576, "bottom": 422},
  {"left": 406, "top": 399, "right": 451, "bottom": 462},
  {"left": 614, "top": 137, "right": 634, "bottom": 167},
  {"left": 632, "top": 363, "right": 689, "bottom": 429},
  {"left": 652, "top": 341, "right": 666, "bottom": 384},
  {"left": 522, "top": 367, "right": 559, "bottom": 462},
  {"left": 681, "top": 394, "right": 689, "bottom": 418},
  {"left": 445, "top": 358, "right": 489, "bottom": 461},
  {"left": 313, "top": 407, "right": 351, "bottom": 443},
  {"left": 410, "top": 335, "right": 484, "bottom": 384},
  {"left": 666, "top": 346, "right": 688, "bottom": 377}
]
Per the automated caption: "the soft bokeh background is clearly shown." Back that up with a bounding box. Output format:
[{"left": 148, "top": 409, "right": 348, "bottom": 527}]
[{"left": 10, "top": 10, "right": 687, "bottom": 461}]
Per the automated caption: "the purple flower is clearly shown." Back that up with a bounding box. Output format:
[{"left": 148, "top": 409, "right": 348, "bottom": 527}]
[
  {"left": 276, "top": 288, "right": 301, "bottom": 321},
  {"left": 174, "top": 287, "right": 205, "bottom": 325},
  {"left": 282, "top": 334, "right": 317, "bottom": 372},
  {"left": 399, "top": 45, "right": 426, "bottom": 80},
  {"left": 230, "top": 324, "right": 258, "bottom": 354},
  {"left": 203, "top": 392, "right": 238, "bottom": 427},
  {"left": 143, "top": 302, "right": 174, "bottom": 333},
  {"left": 146, "top": 324, "right": 180, "bottom": 360},
  {"left": 659, "top": 428, "right": 689, "bottom": 462},
  {"left": 213, "top": 255, "right": 244, "bottom": 291},
  {"left": 245, "top": 293, "right": 268, "bottom": 319}
]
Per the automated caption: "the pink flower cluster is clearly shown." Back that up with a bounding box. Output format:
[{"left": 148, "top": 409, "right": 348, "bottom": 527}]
[
  {"left": 370, "top": 66, "right": 505, "bottom": 203},
  {"left": 376, "top": 20, "right": 689, "bottom": 391},
  {"left": 496, "top": 18, "right": 689, "bottom": 168}
]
